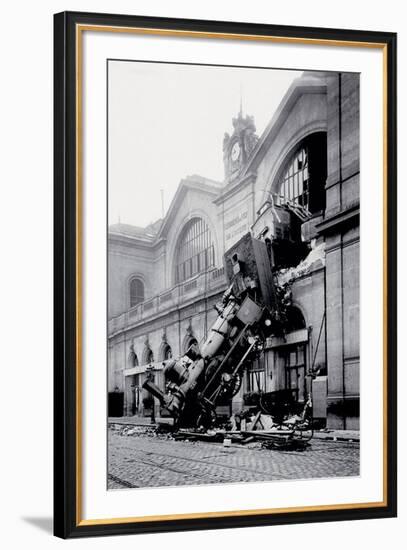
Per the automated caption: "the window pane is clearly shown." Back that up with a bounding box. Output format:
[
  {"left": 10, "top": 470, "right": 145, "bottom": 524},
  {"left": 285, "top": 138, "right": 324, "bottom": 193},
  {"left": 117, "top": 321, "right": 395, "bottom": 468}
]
[
  {"left": 279, "top": 145, "right": 310, "bottom": 208},
  {"left": 130, "top": 278, "right": 144, "bottom": 307},
  {"left": 192, "top": 255, "right": 198, "bottom": 275}
]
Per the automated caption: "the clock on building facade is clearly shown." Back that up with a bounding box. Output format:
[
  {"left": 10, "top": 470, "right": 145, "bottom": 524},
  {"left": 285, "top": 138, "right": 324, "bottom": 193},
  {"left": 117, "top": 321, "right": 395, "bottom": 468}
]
[{"left": 223, "top": 110, "right": 259, "bottom": 182}]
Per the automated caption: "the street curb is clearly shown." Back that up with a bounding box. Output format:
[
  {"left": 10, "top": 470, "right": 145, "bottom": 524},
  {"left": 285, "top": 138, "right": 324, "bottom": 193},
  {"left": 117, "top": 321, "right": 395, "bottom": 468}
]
[{"left": 313, "top": 433, "right": 360, "bottom": 443}]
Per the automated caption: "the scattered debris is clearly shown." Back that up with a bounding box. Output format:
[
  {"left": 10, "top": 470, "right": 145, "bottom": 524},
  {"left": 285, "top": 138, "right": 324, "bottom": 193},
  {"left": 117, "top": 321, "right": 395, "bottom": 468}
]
[{"left": 109, "top": 405, "right": 314, "bottom": 452}]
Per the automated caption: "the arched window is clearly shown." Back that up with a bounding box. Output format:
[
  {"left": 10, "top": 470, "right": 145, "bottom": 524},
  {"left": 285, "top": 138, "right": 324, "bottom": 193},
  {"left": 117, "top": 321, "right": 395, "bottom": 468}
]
[
  {"left": 286, "top": 306, "right": 306, "bottom": 332},
  {"left": 183, "top": 336, "right": 198, "bottom": 354},
  {"left": 142, "top": 345, "right": 154, "bottom": 365},
  {"left": 276, "top": 132, "right": 327, "bottom": 214},
  {"left": 128, "top": 345, "right": 139, "bottom": 368},
  {"left": 162, "top": 344, "right": 172, "bottom": 360},
  {"left": 129, "top": 277, "right": 144, "bottom": 308},
  {"left": 176, "top": 218, "right": 215, "bottom": 283}
]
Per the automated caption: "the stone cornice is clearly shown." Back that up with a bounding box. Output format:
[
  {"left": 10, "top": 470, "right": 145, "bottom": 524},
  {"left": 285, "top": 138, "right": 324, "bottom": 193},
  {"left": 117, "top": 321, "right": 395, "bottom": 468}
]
[
  {"left": 316, "top": 204, "right": 359, "bottom": 235},
  {"left": 108, "top": 232, "right": 166, "bottom": 251}
]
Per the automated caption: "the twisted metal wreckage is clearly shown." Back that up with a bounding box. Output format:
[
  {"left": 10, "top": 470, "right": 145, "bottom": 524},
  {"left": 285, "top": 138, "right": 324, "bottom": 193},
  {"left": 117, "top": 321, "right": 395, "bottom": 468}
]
[{"left": 143, "top": 200, "right": 324, "bottom": 450}]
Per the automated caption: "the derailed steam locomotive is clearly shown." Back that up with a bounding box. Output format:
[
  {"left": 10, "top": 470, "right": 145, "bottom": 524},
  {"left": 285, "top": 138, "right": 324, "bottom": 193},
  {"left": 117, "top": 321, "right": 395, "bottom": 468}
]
[{"left": 143, "top": 201, "right": 307, "bottom": 429}]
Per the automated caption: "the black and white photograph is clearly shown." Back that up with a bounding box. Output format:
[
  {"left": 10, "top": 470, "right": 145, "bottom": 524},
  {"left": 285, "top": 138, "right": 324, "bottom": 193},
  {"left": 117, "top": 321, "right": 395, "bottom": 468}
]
[{"left": 107, "top": 60, "right": 360, "bottom": 490}]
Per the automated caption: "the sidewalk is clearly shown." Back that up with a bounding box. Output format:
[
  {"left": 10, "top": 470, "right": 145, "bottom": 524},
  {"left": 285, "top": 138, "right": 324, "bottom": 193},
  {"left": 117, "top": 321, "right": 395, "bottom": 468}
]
[
  {"left": 109, "top": 416, "right": 173, "bottom": 426},
  {"left": 108, "top": 417, "right": 360, "bottom": 442},
  {"left": 312, "top": 430, "right": 360, "bottom": 442}
]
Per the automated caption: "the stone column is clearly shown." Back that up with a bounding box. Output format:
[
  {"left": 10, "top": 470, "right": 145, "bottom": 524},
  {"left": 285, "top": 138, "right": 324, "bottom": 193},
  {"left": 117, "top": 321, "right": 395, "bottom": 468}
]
[{"left": 325, "top": 233, "right": 345, "bottom": 429}]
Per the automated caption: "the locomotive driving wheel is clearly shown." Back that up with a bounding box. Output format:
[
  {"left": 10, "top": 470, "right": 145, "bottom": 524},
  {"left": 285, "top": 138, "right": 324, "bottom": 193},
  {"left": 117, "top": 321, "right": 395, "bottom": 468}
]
[{"left": 219, "top": 371, "right": 242, "bottom": 398}]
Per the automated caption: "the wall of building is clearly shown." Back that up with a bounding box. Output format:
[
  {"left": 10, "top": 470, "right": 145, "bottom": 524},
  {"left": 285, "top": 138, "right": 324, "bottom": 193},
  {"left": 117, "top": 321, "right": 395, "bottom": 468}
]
[
  {"left": 108, "top": 236, "right": 157, "bottom": 318},
  {"left": 216, "top": 175, "right": 257, "bottom": 253}
]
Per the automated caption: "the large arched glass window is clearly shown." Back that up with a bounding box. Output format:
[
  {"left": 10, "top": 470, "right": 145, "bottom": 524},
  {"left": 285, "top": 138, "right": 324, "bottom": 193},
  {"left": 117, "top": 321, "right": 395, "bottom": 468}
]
[
  {"left": 176, "top": 218, "right": 214, "bottom": 283},
  {"left": 129, "top": 277, "right": 144, "bottom": 308},
  {"left": 276, "top": 132, "right": 327, "bottom": 214}
]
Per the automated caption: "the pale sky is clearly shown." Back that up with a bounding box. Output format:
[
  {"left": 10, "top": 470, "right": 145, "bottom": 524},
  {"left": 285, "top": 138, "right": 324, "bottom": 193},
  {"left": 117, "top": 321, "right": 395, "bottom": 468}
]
[{"left": 108, "top": 60, "right": 299, "bottom": 227}]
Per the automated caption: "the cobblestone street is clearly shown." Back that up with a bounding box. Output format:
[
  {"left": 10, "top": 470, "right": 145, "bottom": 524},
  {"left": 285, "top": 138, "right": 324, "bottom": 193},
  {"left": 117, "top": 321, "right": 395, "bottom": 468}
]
[{"left": 108, "top": 430, "right": 359, "bottom": 489}]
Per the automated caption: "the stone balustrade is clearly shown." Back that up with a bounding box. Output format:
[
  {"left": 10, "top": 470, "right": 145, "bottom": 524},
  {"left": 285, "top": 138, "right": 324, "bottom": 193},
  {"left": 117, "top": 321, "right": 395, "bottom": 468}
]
[{"left": 108, "top": 267, "right": 226, "bottom": 335}]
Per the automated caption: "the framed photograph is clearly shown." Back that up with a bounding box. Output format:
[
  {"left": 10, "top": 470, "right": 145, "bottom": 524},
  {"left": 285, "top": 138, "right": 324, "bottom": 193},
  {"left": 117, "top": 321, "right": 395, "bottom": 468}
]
[{"left": 54, "top": 11, "right": 397, "bottom": 538}]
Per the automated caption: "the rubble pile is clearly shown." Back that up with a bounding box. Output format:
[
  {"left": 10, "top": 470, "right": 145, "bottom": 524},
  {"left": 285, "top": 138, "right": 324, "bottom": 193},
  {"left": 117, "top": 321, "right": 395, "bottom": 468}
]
[
  {"left": 165, "top": 408, "right": 313, "bottom": 451},
  {"left": 276, "top": 241, "right": 325, "bottom": 286},
  {"left": 109, "top": 424, "right": 174, "bottom": 440}
]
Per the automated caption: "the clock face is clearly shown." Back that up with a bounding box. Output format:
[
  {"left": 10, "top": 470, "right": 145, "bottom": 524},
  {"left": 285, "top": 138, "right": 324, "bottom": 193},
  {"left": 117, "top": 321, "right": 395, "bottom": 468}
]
[{"left": 231, "top": 141, "right": 240, "bottom": 162}]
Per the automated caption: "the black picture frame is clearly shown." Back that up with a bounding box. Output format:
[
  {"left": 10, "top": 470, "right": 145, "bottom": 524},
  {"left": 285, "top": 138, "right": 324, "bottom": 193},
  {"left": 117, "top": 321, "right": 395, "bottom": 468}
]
[{"left": 54, "top": 10, "right": 397, "bottom": 538}]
